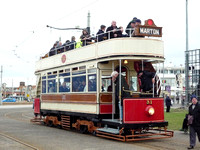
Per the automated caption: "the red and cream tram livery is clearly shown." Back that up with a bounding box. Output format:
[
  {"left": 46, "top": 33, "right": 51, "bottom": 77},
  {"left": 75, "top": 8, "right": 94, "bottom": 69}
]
[{"left": 33, "top": 19, "right": 173, "bottom": 141}]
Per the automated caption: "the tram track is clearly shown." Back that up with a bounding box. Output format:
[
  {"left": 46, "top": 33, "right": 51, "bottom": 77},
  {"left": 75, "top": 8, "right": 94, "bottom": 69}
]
[
  {"left": 4, "top": 111, "right": 33, "bottom": 123},
  {"left": 0, "top": 132, "right": 39, "bottom": 150},
  {"left": 1, "top": 110, "right": 192, "bottom": 149},
  {"left": 132, "top": 134, "right": 189, "bottom": 150}
]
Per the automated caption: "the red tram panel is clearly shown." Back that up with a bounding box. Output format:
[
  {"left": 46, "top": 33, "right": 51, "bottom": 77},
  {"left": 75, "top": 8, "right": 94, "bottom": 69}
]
[
  {"left": 34, "top": 98, "right": 40, "bottom": 114},
  {"left": 123, "top": 98, "right": 164, "bottom": 124}
]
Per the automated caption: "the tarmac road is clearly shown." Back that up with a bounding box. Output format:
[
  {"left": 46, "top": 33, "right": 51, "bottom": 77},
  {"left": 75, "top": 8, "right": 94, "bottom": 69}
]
[{"left": 0, "top": 106, "right": 199, "bottom": 150}]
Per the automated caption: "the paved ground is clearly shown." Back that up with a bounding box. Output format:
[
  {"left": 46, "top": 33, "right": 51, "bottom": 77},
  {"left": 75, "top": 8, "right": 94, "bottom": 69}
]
[{"left": 0, "top": 106, "right": 199, "bottom": 150}]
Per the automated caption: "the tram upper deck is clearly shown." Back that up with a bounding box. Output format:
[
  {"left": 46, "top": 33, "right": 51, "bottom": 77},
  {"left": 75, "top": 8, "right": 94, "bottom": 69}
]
[{"left": 35, "top": 37, "right": 164, "bottom": 72}]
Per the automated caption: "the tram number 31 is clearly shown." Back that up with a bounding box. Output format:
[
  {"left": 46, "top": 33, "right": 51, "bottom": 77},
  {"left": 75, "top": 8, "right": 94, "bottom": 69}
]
[{"left": 146, "top": 100, "right": 152, "bottom": 105}]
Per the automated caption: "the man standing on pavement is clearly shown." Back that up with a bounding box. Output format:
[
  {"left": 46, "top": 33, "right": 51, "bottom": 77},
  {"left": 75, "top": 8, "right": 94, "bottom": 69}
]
[
  {"left": 188, "top": 95, "right": 200, "bottom": 149},
  {"left": 165, "top": 94, "right": 172, "bottom": 112}
]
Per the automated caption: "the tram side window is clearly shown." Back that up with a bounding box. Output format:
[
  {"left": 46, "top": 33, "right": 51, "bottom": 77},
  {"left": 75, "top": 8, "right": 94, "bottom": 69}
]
[
  {"left": 72, "top": 76, "right": 86, "bottom": 92},
  {"left": 48, "top": 79, "right": 57, "bottom": 93},
  {"left": 101, "top": 76, "right": 112, "bottom": 92},
  {"left": 42, "top": 80, "right": 46, "bottom": 93},
  {"left": 59, "top": 78, "right": 70, "bottom": 92},
  {"left": 88, "top": 74, "right": 96, "bottom": 92},
  {"left": 130, "top": 76, "right": 137, "bottom": 91}
]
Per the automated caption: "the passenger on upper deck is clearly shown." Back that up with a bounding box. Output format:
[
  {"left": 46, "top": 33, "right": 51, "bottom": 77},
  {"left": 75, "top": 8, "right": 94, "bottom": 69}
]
[
  {"left": 117, "top": 26, "right": 127, "bottom": 37},
  {"left": 135, "top": 19, "right": 141, "bottom": 27},
  {"left": 62, "top": 40, "right": 71, "bottom": 52},
  {"left": 125, "top": 17, "right": 137, "bottom": 35},
  {"left": 96, "top": 25, "right": 106, "bottom": 42},
  {"left": 70, "top": 36, "right": 76, "bottom": 49},
  {"left": 80, "top": 29, "right": 91, "bottom": 46},
  {"left": 126, "top": 21, "right": 136, "bottom": 37},
  {"left": 132, "top": 19, "right": 143, "bottom": 37},
  {"left": 49, "top": 43, "right": 57, "bottom": 56},
  {"left": 106, "top": 21, "right": 119, "bottom": 39}
]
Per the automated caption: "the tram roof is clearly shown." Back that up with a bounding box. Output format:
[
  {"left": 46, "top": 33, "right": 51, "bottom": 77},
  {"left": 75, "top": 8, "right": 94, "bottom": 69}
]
[{"left": 35, "top": 37, "right": 164, "bottom": 73}]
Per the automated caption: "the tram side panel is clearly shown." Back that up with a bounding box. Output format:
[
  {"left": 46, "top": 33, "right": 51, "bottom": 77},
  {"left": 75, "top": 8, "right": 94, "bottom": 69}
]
[{"left": 40, "top": 93, "right": 99, "bottom": 117}]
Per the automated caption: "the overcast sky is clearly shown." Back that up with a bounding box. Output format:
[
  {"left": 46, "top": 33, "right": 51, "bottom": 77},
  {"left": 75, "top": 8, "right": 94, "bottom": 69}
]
[{"left": 0, "top": 0, "right": 200, "bottom": 87}]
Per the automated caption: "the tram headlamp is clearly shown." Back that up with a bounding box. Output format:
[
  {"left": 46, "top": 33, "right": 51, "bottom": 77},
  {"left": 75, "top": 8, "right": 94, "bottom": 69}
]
[{"left": 145, "top": 106, "right": 155, "bottom": 116}]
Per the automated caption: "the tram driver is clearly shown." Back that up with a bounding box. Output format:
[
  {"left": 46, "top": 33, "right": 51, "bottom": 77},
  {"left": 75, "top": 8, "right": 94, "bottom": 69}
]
[{"left": 111, "top": 71, "right": 130, "bottom": 120}]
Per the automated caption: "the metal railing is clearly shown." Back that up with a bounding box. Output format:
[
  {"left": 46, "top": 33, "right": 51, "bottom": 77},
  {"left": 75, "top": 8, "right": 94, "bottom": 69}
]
[{"left": 44, "top": 28, "right": 137, "bottom": 58}]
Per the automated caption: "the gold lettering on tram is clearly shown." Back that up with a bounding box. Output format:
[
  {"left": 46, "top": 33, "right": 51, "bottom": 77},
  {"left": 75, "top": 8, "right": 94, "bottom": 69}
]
[{"left": 146, "top": 100, "right": 152, "bottom": 105}]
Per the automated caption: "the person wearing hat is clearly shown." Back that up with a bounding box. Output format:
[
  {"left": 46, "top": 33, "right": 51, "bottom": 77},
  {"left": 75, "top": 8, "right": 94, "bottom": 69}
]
[
  {"left": 96, "top": 25, "right": 106, "bottom": 42},
  {"left": 125, "top": 17, "right": 137, "bottom": 35},
  {"left": 135, "top": 19, "right": 141, "bottom": 27},
  {"left": 188, "top": 95, "right": 200, "bottom": 149}
]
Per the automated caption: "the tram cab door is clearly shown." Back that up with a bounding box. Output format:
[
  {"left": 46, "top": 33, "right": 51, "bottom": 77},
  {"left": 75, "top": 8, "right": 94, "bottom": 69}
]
[{"left": 100, "top": 66, "right": 129, "bottom": 118}]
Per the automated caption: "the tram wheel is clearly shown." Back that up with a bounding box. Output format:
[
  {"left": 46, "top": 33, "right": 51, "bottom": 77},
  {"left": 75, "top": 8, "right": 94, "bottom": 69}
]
[
  {"left": 80, "top": 125, "right": 88, "bottom": 134},
  {"left": 48, "top": 121, "right": 53, "bottom": 127}
]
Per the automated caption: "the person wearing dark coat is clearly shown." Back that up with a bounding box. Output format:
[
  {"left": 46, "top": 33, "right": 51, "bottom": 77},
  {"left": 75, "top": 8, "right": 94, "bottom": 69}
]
[
  {"left": 165, "top": 95, "right": 172, "bottom": 112},
  {"left": 125, "top": 17, "right": 137, "bottom": 35},
  {"left": 188, "top": 95, "right": 200, "bottom": 149},
  {"left": 111, "top": 71, "right": 130, "bottom": 120},
  {"left": 96, "top": 25, "right": 106, "bottom": 42},
  {"left": 106, "top": 21, "right": 118, "bottom": 39},
  {"left": 70, "top": 36, "right": 76, "bottom": 50},
  {"left": 138, "top": 70, "right": 155, "bottom": 93}
]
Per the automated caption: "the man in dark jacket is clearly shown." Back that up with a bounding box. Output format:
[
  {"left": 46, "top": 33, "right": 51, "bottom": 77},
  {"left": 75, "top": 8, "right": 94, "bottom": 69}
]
[
  {"left": 188, "top": 95, "right": 200, "bottom": 149},
  {"left": 165, "top": 95, "right": 172, "bottom": 112},
  {"left": 111, "top": 71, "right": 130, "bottom": 120},
  {"left": 106, "top": 21, "right": 118, "bottom": 39},
  {"left": 125, "top": 17, "right": 137, "bottom": 35},
  {"left": 138, "top": 70, "right": 155, "bottom": 92},
  {"left": 96, "top": 25, "right": 106, "bottom": 42}
]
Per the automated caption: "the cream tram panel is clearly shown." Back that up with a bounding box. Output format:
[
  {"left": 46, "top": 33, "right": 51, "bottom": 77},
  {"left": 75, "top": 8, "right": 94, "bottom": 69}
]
[
  {"left": 97, "top": 38, "right": 164, "bottom": 58},
  {"left": 35, "top": 38, "right": 164, "bottom": 72},
  {"left": 41, "top": 103, "right": 98, "bottom": 114}
]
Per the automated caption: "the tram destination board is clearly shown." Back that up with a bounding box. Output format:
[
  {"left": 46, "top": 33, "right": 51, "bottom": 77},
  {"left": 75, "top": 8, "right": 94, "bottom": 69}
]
[
  {"left": 134, "top": 19, "right": 162, "bottom": 37},
  {"left": 135, "top": 25, "right": 162, "bottom": 37}
]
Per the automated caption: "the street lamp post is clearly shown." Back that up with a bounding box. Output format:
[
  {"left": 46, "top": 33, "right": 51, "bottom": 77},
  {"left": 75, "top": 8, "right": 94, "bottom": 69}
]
[
  {"left": 185, "top": 0, "right": 189, "bottom": 106},
  {"left": 0, "top": 66, "right": 3, "bottom": 105}
]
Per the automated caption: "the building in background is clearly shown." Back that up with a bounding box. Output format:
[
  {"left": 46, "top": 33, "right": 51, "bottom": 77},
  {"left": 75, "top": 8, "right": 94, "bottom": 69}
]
[
  {"left": 2, "top": 82, "right": 36, "bottom": 101},
  {"left": 157, "top": 64, "right": 185, "bottom": 105}
]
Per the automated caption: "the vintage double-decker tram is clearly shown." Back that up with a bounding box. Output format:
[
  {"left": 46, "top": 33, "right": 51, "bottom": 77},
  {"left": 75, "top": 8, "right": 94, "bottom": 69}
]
[{"left": 32, "top": 19, "right": 173, "bottom": 141}]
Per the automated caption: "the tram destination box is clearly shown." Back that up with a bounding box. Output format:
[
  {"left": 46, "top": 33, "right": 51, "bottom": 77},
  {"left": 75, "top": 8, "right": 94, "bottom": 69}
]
[{"left": 134, "top": 19, "right": 162, "bottom": 37}]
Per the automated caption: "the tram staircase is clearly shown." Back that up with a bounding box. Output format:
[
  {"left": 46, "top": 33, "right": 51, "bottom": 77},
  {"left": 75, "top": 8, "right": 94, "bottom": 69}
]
[{"left": 61, "top": 115, "right": 71, "bottom": 130}]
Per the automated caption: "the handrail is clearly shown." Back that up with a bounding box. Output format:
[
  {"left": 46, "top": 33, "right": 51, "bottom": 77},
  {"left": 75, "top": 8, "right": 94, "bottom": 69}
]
[{"left": 153, "top": 72, "right": 161, "bottom": 97}]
